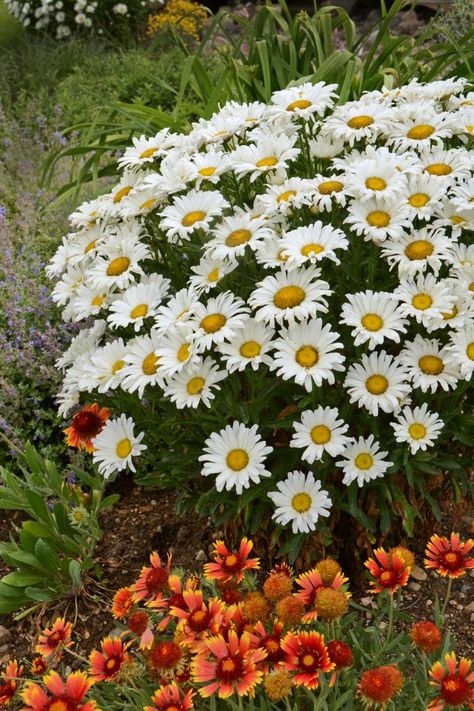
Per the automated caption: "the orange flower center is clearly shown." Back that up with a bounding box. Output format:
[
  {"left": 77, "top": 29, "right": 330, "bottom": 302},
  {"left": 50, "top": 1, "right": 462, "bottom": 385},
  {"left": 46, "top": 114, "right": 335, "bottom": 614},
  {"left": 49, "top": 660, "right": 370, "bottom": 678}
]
[
  {"left": 273, "top": 285, "right": 305, "bottom": 309},
  {"left": 319, "top": 180, "right": 344, "bottom": 195},
  {"left": 441, "top": 675, "right": 470, "bottom": 704}
]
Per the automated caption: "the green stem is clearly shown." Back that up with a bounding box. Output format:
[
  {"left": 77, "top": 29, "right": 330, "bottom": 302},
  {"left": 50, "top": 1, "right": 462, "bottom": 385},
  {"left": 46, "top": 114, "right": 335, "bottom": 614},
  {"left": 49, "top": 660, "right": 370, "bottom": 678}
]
[
  {"left": 386, "top": 591, "right": 395, "bottom": 643},
  {"left": 441, "top": 577, "right": 453, "bottom": 619}
]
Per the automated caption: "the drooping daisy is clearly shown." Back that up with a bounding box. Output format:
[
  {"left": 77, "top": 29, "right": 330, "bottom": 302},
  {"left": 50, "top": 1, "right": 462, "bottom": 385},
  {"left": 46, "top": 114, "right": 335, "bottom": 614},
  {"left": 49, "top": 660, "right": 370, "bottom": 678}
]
[
  {"left": 268, "top": 82, "right": 337, "bottom": 119},
  {"left": 217, "top": 319, "right": 275, "bottom": 372},
  {"left": 345, "top": 196, "right": 412, "bottom": 242},
  {"left": 391, "top": 403, "right": 444, "bottom": 454},
  {"left": 249, "top": 266, "right": 331, "bottom": 326},
  {"left": 161, "top": 357, "right": 227, "bottom": 409},
  {"left": 254, "top": 177, "right": 313, "bottom": 216},
  {"left": 55, "top": 321, "right": 106, "bottom": 371},
  {"left": 445, "top": 325, "right": 474, "bottom": 378},
  {"left": 230, "top": 133, "right": 299, "bottom": 182},
  {"left": 121, "top": 332, "right": 164, "bottom": 398},
  {"left": 199, "top": 422, "right": 273, "bottom": 495},
  {"left": 89, "top": 238, "right": 150, "bottom": 291},
  {"left": 382, "top": 227, "right": 455, "bottom": 276},
  {"left": 309, "top": 132, "right": 345, "bottom": 159},
  {"left": 340, "top": 290, "right": 407, "bottom": 350},
  {"left": 268, "top": 471, "right": 332, "bottom": 534},
  {"left": 400, "top": 335, "right": 460, "bottom": 393},
  {"left": 92, "top": 414, "right": 147, "bottom": 478},
  {"left": 51, "top": 263, "right": 87, "bottom": 307},
  {"left": 205, "top": 211, "right": 275, "bottom": 260},
  {"left": 188, "top": 291, "right": 249, "bottom": 348},
  {"left": 324, "top": 100, "right": 394, "bottom": 146},
  {"left": 271, "top": 318, "right": 345, "bottom": 391},
  {"left": 290, "top": 407, "right": 350, "bottom": 462},
  {"left": 254, "top": 235, "right": 295, "bottom": 270},
  {"left": 154, "top": 286, "right": 200, "bottom": 334},
  {"left": 80, "top": 338, "right": 128, "bottom": 393},
  {"left": 432, "top": 198, "right": 474, "bottom": 237},
  {"left": 160, "top": 189, "right": 229, "bottom": 243},
  {"left": 335, "top": 435, "right": 393, "bottom": 487},
  {"left": 107, "top": 274, "right": 170, "bottom": 332},
  {"left": 344, "top": 351, "right": 410, "bottom": 415},
  {"left": 279, "top": 222, "right": 349, "bottom": 266},
  {"left": 393, "top": 274, "right": 455, "bottom": 326},
  {"left": 189, "top": 255, "right": 237, "bottom": 294},
  {"left": 117, "top": 129, "right": 175, "bottom": 170}
]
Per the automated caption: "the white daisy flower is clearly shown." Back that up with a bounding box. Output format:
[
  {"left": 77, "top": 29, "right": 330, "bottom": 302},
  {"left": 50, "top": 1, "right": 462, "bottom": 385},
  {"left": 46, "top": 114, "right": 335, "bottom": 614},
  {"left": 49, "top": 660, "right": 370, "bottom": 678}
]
[
  {"left": 324, "top": 100, "right": 394, "bottom": 146},
  {"left": 404, "top": 174, "right": 445, "bottom": 219},
  {"left": 102, "top": 171, "right": 144, "bottom": 216},
  {"left": 249, "top": 265, "right": 331, "bottom": 326},
  {"left": 268, "top": 81, "right": 337, "bottom": 119},
  {"left": 107, "top": 274, "right": 170, "bottom": 332},
  {"left": 51, "top": 264, "right": 87, "bottom": 307},
  {"left": 344, "top": 351, "right": 410, "bottom": 416},
  {"left": 80, "top": 338, "right": 129, "bottom": 393},
  {"left": 187, "top": 150, "right": 232, "bottom": 186},
  {"left": 271, "top": 318, "right": 345, "bottom": 391},
  {"left": 254, "top": 235, "right": 295, "bottom": 270},
  {"left": 121, "top": 332, "right": 164, "bottom": 398},
  {"left": 92, "top": 414, "right": 147, "bottom": 479},
  {"left": 451, "top": 177, "right": 474, "bottom": 212},
  {"left": 154, "top": 325, "right": 202, "bottom": 376},
  {"left": 69, "top": 197, "right": 107, "bottom": 229},
  {"left": 336, "top": 435, "right": 393, "bottom": 487},
  {"left": 391, "top": 404, "right": 444, "bottom": 454},
  {"left": 425, "top": 285, "right": 474, "bottom": 333},
  {"left": 416, "top": 147, "right": 472, "bottom": 183},
  {"left": 340, "top": 290, "right": 407, "bottom": 350},
  {"left": 381, "top": 227, "right": 455, "bottom": 276},
  {"left": 89, "top": 239, "right": 150, "bottom": 291},
  {"left": 160, "top": 189, "right": 229, "bottom": 243},
  {"left": 117, "top": 130, "right": 175, "bottom": 170},
  {"left": 188, "top": 291, "right": 249, "bottom": 348},
  {"left": 432, "top": 199, "right": 474, "bottom": 237},
  {"left": 64, "top": 224, "right": 109, "bottom": 266},
  {"left": 311, "top": 174, "right": 348, "bottom": 212},
  {"left": 229, "top": 134, "right": 299, "bottom": 182},
  {"left": 143, "top": 152, "right": 195, "bottom": 196},
  {"left": 344, "top": 197, "right": 412, "bottom": 242},
  {"left": 279, "top": 222, "right": 349, "bottom": 266},
  {"left": 69, "top": 284, "right": 111, "bottom": 322},
  {"left": 189, "top": 256, "right": 237, "bottom": 294},
  {"left": 55, "top": 321, "right": 106, "bottom": 371},
  {"left": 309, "top": 132, "right": 345, "bottom": 159},
  {"left": 268, "top": 471, "right": 332, "bottom": 534},
  {"left": 445, "top": 325, "right": 474, "bottom": 379},
  {"left": 344, "top": 159, "right": 407, "bottom": 202},
  {"left": 400, "top": 335, "right": 460, "bottom": 393},
  {"left": 254, "top": 177, "right": 313, "bottom": 216},
  {"left": 393, "top": 274, "right": 455, "bottom": 326},
  {"left": 199, "top": 422, "right": 273, "bottom": 495},
  {"left": 161, "top": 357, "right": 227, "bottom": 408},
  {"left": 218, "top": 99, "right": 267, "bottom": 128},
  {"left": 205, "top": 211, "right": 274, "bottom": 260},
  {"left": 217, "top": 319, "right": 275, "bottom": 373},
  {"left": 190, "top": 113, "right": 244, "bottom": 146},
  {"left": 290, "top": 407, "right": 350, "bottom": 462},
  {"left": 154, "top": 286, "right": 200, "bottom": 334},
  {"left": 387, "top": 106, "right": 454, "bottom": 153},
  {"left": 118, "top": 185, "right": 166, "bottom": 219}
]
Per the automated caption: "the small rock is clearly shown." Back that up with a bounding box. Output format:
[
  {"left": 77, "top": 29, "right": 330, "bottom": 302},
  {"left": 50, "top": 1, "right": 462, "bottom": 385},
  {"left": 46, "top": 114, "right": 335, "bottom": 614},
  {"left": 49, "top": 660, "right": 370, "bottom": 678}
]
[
  {"left": 360, "top": 596, "right": 373, "bottom": 607},
  {"left": 426, "top": 599, "right": 433, "bottom": 606},
  {"left": 449, "top": 599, "right": 457, "bottom": 606},
  {"left": 408, "top": 581, "right": 421, "bottom": 592},
  {"left": 379, "top": 621, "right": 387, "bottom": 630},
  {"left": 411, "top": 565, "right": 427, "bottom": 582},
  {"left": 464, "top": 601, "right": 474, "bottom": 613},
  {"left": 0, "top": 627, "right": 11, "bottom": 645},
  {"left": 109, "top": 627, "right": 122, "bottom": 638},
  {"left": 0, "top": 644, "right": 8, "bottom": 654},
  {"left": 196, "top": 549, "right": 207, "bottom": 561},
  {"left": 151, "top": 499, "right": 157, "bottom": 505}
]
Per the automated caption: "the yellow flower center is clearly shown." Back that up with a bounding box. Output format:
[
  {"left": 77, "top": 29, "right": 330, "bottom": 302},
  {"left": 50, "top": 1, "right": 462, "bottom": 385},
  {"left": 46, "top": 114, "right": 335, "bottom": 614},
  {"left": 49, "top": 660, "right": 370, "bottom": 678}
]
[
  {"left": 367, "top": 210, "right": 390, "bottom": 227},
  {"left": 130, "top": 304, "right": 148, "bottom": 319},
  {"left": 91, "top": 294, "right": 106, "bottom": 307},
  {"left": 182, "top": 210, "right": 206, "bottom": 227},
  {"left": 311, "top": 425, "right": 331, "bottom": 444},
  {"left": 404, "top": 240, "right": 433, "bottom": 260},
  {"left": 177, "top": 343, "right": 190, "bottom": 363},
  {"left": 412, "top": 293, "right": 433, "bottom": 310},
  {"left": 301, "top": 243, "right": 324, "bottom": 256},
  {"left": 113, "top": 186, "right": 133, "bottom": 203},
  {"left": 256, "top": 156, "right": 278, "bottom": 168},
  {"left": 225, "top": 229, "right": 252, "bottom": 247},
  {"left": 49, "top": 702, "right": 69, "bottom": 711},
  {"left": 354, "top": 453, "right": 373, "bottom": 470},
  {"left": 277, "top": 190, "right": 297, "bottom": 203},
  {"left": 186, "top": 376, "right": 205, "bottom": 395},
  {"left": 106, "top": 658, "right": 117, "bottom": 669},
  {"left": 112, "top": 360, "right": 125, "bottom": 374},
  {"left": 361, "top": 313, "right": 383, "bottom": 331},
  {"left": 207, "top": 267, "right": 220, "bottom": 282},
  {"left": 466, "top": 343, "right": 474, "bottom": 360},
  {"left": 418, "top": 355, "right": 444, "bottom": 375},
  {"left": 198, "top": 166, "right": 217, "bottom": 177},
  {"left": 273, "top": 285, "right": 305, "bottom": 309},
  {"left": 319, "top": 180, "right": 344, "bottom": 195},
  {"left": 139, "top": 147, "right": 158, "bottom": 159},
  {"left": 425, "top": 163, "right": 452, "bottom": 176},
  {"left": 226, "top": 448, "right": 249, "bottom": 471},
  {"left": 450, "top": 215, "right": 466, "bottom": 225},
  {"left": 365, "top": 177, "right": 387, "bottom": 191},
  {"left": 140, "top": 198, "right": 156, "bottom": 211},
  {"left": 295, "top": 345, "right": 319, "bottom": 368},
  {"left": 84, "top": 239, "right": 96, "bottom": 253},
  {"left": 200, "top": 313, "right": 227, "bottom": 334},
  {"left": 222, "top": 659, "right": 236, "bottom": 673},
  {"left": 408, "top": 423, "right": 427, "bottom": 440},
  {"left": 469, "top": 281, "right": 474, "bottom": 293},
  {"left": 106, "top": 256, "right": 131, "bottom": 277},
  {"left": 286, "top": 98, "right": 312, "bottom": 111},
  {"left": 240, "top": 340, "right": 261, "bottom": 358},
  {"left": 291, "top": 492, "right": 312, "bottom": 513},
  {"left": 142, "top": 353, "right": 159, "bottom": 375},
  {"left": 347, "top": 115, "right": 374, "bottom": 129},
  {"left": 366, "top": 374, "right": 389, "bottom": 395},
  {"left": 277, "top": 249, "right": 289, "bottom": 262},
  {"left": 442, "top": 305, "right": 458, "bottom": 320},
  {"left": 116, "top": 438, "right": 132, "bottom": 458},
  {"left": 407, "top": 124, "right": 434, "bottom": 140},
  {"left": 408, "top": 192, "right": 430, "bottom": 208}
]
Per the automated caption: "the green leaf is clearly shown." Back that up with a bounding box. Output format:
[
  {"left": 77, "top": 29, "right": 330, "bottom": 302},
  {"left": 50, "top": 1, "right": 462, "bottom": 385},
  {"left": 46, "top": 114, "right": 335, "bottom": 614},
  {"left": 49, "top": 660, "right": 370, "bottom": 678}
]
[
  {"left": 69, "top": 560, "right": 83, "bottom": 592},
  {"left": 2, "top": 571, "right": 44, "bottom": 587},
  {"left": 22, "top": 521, "right": 54, "bottom": 538},
  {"left": 25, "top": 587, "right": 55, "bottom": 602},
  {"left": 34, "top": 539, "right": 58, "bottom": 572}
]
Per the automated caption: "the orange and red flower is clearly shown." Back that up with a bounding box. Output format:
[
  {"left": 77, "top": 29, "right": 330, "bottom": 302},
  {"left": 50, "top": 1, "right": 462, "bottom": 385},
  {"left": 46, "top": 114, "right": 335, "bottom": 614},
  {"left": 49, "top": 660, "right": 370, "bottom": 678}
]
[
  {"left": 35, "top": 618, "right": 73, "bottom": 660},
  {"left": 327, "top": 640, "right": 353, "bottom": 687},
  {"left": 133, "top": 552, "right": 171, "bottom": 603},
  {"left": 144, "top": 681, "right": 194, "bottom": 711},
  {"left": 112, "top": 587, "right": 134, "bottom": 619},
  {"left": 127, "top": 611, "right": 154, "bottom": 649},
  {"left": 64, "top": 403, "right": 110, "bottom": 453},
  {"left": 428, "top": 652, "right": 474, "bottom": 710},
  {"left": 149, "top": 641, "right": 183, "bottom": 671},
  {"left": 365, "top": 548, "right": 410, "bottom": 594},
  {"left": 281, "top": 631, "right": 334, "bottom": 690},
  {"left": 0, "top": 660, "right": 23, "bottom": 707},
  {"left": 359, "top": 664, "right": 404, "bottom": 706},
  {"left": 424, "top": 533, "right": 474, "bottom": 579},
  {"left": 203, "top": 538, "right": 259, "bottom": 584},
  {"left": 411, "top": 621, "right": 443, "bottom": 654},
  {"left": 170, "top": 589, "right": 226, "bottom": 648},
  {"left": 89, "top": 637, "right": 131, "bottom": 682},
  {"left": 30, "top": 658, "right": 47, "bottom": 677},
  {"left": 253, "top": 620, "right": 284, "bottom": 671},
  {"left": 21, "top": 670, "right": 98, "bottom": 711},
  {"left": 192, "top": 629, "right": 266, "bottom": 698},
  {"left": 295, "top": 567, "right": 349, "bottom": 622}
]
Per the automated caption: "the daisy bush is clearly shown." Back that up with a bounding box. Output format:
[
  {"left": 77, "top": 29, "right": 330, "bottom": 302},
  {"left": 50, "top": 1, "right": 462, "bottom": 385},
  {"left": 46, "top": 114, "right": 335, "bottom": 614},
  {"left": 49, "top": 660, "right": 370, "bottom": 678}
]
[{"left": 49, "top": 77, "right": 474, "bottom": 555}]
